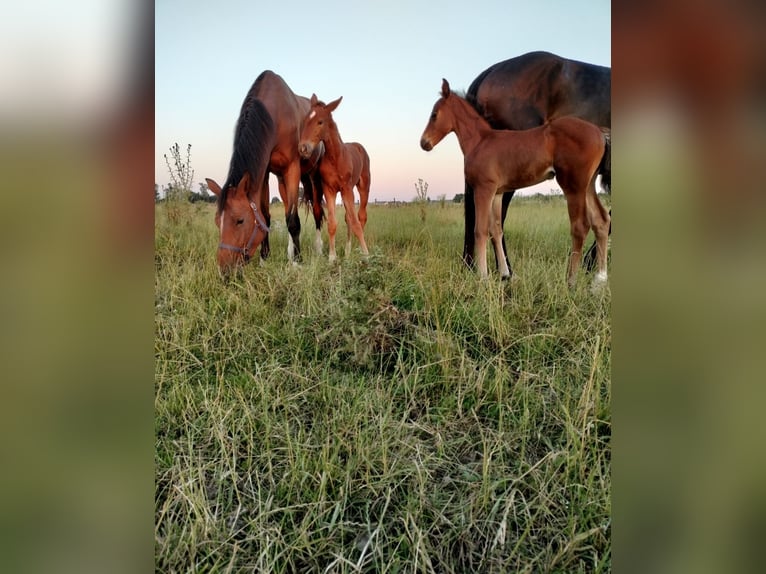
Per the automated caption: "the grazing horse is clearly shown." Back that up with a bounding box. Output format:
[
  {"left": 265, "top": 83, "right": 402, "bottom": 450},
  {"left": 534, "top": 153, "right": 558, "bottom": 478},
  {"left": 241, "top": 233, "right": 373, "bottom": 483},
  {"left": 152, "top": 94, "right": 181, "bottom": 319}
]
[
  {"left": 205, "top": 70, "right": 325, "bottom": 274},
  {"left": 420, "top": 79, "right": 610, "bottom": 287},
  {"left": 463, "top": 51, "right": 611, "bottom": 273},
  {"left": 298, "top": 95, "right": 370, "bottom": 261}
]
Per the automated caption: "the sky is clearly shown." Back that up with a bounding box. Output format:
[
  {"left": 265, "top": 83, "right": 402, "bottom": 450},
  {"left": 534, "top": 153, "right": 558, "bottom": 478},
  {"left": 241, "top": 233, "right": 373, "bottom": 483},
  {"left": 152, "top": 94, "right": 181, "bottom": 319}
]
[{"left": 156, "top": 0, "right": 610, "bottom": 202}]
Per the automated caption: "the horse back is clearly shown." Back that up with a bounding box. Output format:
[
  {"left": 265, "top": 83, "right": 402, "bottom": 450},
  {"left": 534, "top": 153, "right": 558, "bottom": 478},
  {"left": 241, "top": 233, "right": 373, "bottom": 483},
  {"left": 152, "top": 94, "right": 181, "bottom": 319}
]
[
  {"left": 468, "top": 51, "right": 611, "bottom": 130},
  {"left": 250, "top": 71, "right": 306, "bottom": 169}
]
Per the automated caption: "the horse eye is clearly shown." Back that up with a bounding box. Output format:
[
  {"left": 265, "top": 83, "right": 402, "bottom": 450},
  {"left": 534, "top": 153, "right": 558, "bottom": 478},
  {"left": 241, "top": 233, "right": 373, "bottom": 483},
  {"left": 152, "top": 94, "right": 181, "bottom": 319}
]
[
  {"left": 430, "top": 112, "right": 437, "bottom": 121},
  {"left": 236, "top": 218, "right": 244, "bottom": 225},
  {"left": 318, "top": 120, "right": 324, "bottom": 125}
]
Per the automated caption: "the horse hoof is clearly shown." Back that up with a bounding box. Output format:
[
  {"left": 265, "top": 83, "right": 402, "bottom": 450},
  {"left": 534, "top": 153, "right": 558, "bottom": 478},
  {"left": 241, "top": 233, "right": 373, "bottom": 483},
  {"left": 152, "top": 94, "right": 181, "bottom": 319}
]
[{"left": 590, "top": 271, "right": 608, "bottom": 293}]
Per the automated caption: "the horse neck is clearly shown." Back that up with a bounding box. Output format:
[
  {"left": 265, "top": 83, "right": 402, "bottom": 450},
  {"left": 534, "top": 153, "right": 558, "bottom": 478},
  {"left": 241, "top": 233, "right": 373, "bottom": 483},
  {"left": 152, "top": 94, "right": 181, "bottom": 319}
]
[
  {"left": 447, "top": 96, "right": 492, "bottom": 155},
  {"left": 322, "top": 118, "right": 345, "bottom": 162}
]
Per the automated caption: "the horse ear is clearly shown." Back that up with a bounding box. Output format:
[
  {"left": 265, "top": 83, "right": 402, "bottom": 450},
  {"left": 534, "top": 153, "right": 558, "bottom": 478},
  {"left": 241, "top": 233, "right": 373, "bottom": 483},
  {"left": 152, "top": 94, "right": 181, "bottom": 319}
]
[
  {"left": 236, "top": 172, "right": 251, "bottom": 196},
  {"left": 441, "top": 79, "right": 450, "bottom": 98},
  {"left": 206, "top": 178, "right": 222, "bottom": 197},
  {"left": 310, "top": 93, "right": 318, "bottom": 106},
  {"left": 327, "top": 96, "right": 342, "bottom": 112}
]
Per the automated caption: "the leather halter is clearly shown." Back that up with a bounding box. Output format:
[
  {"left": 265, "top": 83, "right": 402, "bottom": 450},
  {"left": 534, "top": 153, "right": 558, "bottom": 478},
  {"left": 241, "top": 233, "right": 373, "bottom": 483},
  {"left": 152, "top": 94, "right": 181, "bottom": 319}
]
[{"left": 218, "top": 201, "right": 270, "bottom": 262}]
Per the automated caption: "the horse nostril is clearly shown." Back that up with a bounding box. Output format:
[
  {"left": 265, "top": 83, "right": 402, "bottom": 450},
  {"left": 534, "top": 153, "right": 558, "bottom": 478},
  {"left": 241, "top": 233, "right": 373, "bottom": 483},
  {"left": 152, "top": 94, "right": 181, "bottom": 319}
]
[{"left": 420, "top": 138, "right": 432, "bottom": 151}]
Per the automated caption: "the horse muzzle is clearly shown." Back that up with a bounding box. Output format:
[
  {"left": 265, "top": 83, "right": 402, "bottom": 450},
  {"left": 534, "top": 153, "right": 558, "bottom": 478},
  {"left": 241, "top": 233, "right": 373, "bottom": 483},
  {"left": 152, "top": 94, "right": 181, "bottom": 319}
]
[
  {"left": 420, "top": 138, "right": 433, "bottom": 151},
  {"left": 299, "top": 142, "right": 314, "bottom": 160}
]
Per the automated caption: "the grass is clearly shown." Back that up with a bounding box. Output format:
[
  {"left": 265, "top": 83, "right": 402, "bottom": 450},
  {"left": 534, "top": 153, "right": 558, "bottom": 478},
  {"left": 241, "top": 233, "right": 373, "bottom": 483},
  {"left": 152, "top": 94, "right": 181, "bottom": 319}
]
[{"left": 155, "top": 197, "right": 610, "bottom": 573}]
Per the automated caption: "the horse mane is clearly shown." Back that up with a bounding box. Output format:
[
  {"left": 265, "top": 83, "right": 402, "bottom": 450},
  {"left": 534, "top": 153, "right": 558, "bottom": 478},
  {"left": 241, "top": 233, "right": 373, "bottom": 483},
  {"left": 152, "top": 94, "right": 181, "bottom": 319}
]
[{"left": 218, "top": 74, "right": 275, "bottom": 211}]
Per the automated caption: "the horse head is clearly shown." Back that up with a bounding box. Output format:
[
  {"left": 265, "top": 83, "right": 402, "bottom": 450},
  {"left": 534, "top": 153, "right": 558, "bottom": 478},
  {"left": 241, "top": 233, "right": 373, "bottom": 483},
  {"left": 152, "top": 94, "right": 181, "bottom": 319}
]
[
  {"left": 420, "top": 79, "right": 454, "bottom": 151},
  {"left": 206, "top": 171, "right": 270, "bottom": 276},
  {"left": 299, "top": 94, "right": 342, "bottom": 159}
]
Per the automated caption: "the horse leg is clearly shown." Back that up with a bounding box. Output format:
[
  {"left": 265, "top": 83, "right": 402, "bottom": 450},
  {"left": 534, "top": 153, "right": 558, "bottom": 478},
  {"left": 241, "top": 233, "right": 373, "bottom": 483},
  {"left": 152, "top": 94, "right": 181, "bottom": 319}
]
[
  {"left": 490, "top": 194, "right": 511, "bottom": 279},
  {"left": 344, "top": 206, "right": 352, "bottom": 257},
  {"left": 279, "top": 164, "right": 302, "bottom": 263},
  {"left": 495, "top": 190, "right": 514, "bottom": 275},
  {"left": 584, "top": 143, "right": 611, "bottom": 271},
  {"left": 357, "top": 167, "right": 370, "bottom": 231},
  {"left": 463, "top": 182, "right": 476, "bottom": 269},
  {"left": 259, "top": 175, "right": 271, "bottom": 262},
  {"left": 325, "top": 189, "right": 339, "bottom": 262},
  {"left": 564, "top": 192, "right": 589, "bottom": 288},
  {"left": 341, "top": 186, "right": 369, "bottom": 256},
  {"left": 311, "top": 172, "right": 325, "bottom": 255},
  {"left": 582, "top": 208, "right": 610, "bottom": 272},
  {"left": 473, "top": 186, "right": 493, "bottom": 279},
  {"left": 587, "top": 188, "right": 611, "bottom": 286}
]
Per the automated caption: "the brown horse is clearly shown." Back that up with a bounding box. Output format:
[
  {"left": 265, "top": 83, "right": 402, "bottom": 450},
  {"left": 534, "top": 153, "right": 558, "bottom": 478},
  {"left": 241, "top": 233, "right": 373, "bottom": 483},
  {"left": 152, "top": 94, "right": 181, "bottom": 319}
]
[
  {"left": 205, "top": 70, "right": 324, "bottom": 274},
  {"left": 463, "top": 52, "right": 611, "bottom": 273},
  {"left": 298, "top": 95, "right": 370, "bottom": 261},
  {"left": 420, "top": 79, "right": 610, "bottom": 287}
]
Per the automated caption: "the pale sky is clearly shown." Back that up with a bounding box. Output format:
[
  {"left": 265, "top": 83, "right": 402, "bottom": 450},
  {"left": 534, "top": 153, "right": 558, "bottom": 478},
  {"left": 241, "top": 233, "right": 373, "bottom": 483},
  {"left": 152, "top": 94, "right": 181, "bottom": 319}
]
[{"left": 155, "top": 0, "right": 610, "bottom": 202}]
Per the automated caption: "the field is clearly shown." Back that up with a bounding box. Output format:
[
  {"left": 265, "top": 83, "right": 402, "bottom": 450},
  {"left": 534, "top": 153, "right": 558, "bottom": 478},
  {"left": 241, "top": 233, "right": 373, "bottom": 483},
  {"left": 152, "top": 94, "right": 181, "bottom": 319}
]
[{"left": 155, "top": 196, "right": 611, "bottom": 573}]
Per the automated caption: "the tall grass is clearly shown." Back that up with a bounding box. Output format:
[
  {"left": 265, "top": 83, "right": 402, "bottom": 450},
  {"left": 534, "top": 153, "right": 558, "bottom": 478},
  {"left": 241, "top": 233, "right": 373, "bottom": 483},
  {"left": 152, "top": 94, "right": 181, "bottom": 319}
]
[{"left": 155, "top": 197, "right": 610, "bottom": 573}]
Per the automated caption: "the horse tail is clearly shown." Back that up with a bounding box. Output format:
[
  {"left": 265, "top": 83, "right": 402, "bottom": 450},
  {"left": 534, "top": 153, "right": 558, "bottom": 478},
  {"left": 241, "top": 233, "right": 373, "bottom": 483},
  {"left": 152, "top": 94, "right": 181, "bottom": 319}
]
[
  {"left": 597, "top": 129, "right": 611, "bottom": 195},
  {"left": 219, "top": 98, "right": 275, "bottom": 211}
]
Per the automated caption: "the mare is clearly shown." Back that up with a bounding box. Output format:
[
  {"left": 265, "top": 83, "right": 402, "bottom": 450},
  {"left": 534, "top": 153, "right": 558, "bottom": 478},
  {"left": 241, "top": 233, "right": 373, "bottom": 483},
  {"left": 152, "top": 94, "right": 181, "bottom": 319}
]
[
  {"left": 205, "top": 70, "right": 325, "bottom": 274},
  {"left": 463, "top": 51, "right": 611, "bottom": 274},
  {"left": 298, "top": 95, "right": 370, "bottom": 261},
  {"left": 420, "top": 79, "right": 610, "bottom": 287}
]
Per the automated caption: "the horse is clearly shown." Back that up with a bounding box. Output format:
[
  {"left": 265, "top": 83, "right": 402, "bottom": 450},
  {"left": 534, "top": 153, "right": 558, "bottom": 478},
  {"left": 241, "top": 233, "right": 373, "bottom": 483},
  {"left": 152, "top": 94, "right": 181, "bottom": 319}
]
[
  {"left": 462, "top": 51, "right": 611, "bottom": 274},
  {"left": 298, "top": 95, "right": 370, "bottom": 262},
  {"left": 420, "top": 79, "right": 610, "bottom": 287},
  {"left": 205, "top": 70, "right": 325, "bottom": 274}
]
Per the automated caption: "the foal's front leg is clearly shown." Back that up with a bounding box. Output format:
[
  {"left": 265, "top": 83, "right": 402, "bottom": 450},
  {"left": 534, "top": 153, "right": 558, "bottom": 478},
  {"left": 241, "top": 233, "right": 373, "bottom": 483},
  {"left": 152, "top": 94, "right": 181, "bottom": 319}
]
[
  {"left": 473, "top": 187, "right": 493, "bottom": 279},
  {"left": 325, "top": 189, "right": 339, "bottom": 262}
]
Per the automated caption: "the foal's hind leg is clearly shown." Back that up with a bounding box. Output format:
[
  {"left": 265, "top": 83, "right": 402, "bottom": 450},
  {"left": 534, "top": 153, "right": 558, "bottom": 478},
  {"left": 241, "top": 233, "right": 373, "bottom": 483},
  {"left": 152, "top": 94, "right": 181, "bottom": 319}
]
[
  {"left": 495, "top": 190, "right": 514, "bottom": 274},
  {"left": 341, "top": 186, "right": 369, "bottom": 256},
  {"left": 564, "top": 192, "right": 589, "bottom": 288},
  {"left": 586, "top": 188, "right": 610, "bottom": 286},
  {"left": 357, "top": 170, "right": 370, "bottom": 231}
]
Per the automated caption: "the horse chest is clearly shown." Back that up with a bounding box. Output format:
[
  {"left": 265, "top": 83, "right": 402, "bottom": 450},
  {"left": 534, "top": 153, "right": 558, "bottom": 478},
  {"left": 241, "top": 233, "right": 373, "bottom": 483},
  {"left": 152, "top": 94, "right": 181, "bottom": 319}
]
[
  {"left": 320, "top": 161, "right": 352, "bottom": 189},
  {"left": 269, "top": 149, "right": 294, "bottom": 173}
]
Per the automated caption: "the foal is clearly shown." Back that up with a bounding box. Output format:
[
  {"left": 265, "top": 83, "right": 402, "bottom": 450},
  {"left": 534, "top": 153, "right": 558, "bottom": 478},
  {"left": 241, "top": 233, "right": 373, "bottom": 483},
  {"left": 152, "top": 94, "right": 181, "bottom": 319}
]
[
  {"left": 420, "top": 79, "right": 610, "bottom": 287},
  {"left": 298, "top": 95, "right": 370, "bottom": 261}
]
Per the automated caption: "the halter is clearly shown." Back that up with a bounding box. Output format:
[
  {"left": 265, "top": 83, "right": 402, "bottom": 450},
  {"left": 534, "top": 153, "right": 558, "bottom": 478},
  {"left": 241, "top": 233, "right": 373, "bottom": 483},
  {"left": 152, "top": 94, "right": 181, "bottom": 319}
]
[{"left": 218, "top": 201, "right": 270, "bottom": 262}]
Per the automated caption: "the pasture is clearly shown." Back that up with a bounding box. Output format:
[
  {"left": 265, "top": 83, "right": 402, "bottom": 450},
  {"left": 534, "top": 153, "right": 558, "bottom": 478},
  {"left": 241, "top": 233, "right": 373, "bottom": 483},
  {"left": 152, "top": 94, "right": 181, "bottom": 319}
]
[{"left": 155, "top": 196, "right": 611, "bottom": 572}]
